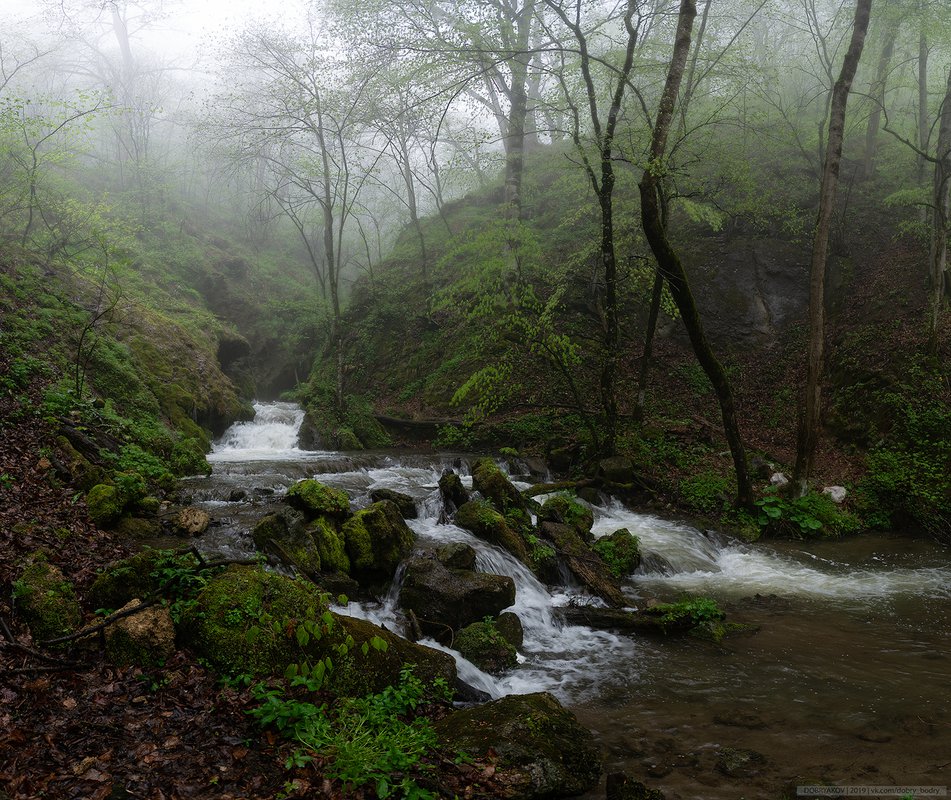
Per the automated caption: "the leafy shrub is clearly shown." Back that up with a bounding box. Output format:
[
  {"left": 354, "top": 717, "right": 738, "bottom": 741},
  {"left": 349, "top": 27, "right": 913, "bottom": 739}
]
[
  {"left": 755, "top": 489, "right": 861, "bottom": 539},
  {"left": 249, "top": 667, "right": 451, "bottom": 799},
  {"left": 434, "top": 423, "right": 475, "bottom": 450},
  {"left": 678, "top": 470, "right": 733, "bottom": 513}
]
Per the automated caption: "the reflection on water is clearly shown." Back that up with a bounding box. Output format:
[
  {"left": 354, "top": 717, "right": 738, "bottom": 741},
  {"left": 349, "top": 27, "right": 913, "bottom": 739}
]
[{"left": 194, "top": 402, "right": 951, "bottom": 798}]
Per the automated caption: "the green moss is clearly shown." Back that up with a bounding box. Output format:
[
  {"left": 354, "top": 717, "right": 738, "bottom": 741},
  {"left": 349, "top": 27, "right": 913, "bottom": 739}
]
[
  {"left": 170, "top": 437, "right": 211, "bottom": 477},
  {"left": 310, "top": 516, "right": 351, "bottom": 574},
  {"left": 455, "top": 500, "right": 529, "bottom": 562},
  {"left": 341, "top": 501, "right": 415, "bottom": 580},
  {"left": 13, "top": 554, "right": 82, "bottom": 642},
  {"left": 454, "top": 619, "right": 518, "bottom": 675},
  {"left": 86, "top": 483, "right": 123, "bottom": 527},
  {"left": 113, "top": 515, "right": 161, "bottom": 538},
  {"left": 88, "top": 550, "right": 166, "bottom": 610},
  {"left": 286, "top": 480, "right": 352, "bottom": 519},
  {"left": 539, "top": 493, "right": 594, "bottom": 537},
  {"left": 592, "top": 528, "right": 641, "bottom": 577}
]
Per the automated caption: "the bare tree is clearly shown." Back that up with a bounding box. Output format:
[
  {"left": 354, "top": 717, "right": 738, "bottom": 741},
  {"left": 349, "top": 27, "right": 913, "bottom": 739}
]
[{"left": 792, "top": 0, "right": 873, "bottom": 496}]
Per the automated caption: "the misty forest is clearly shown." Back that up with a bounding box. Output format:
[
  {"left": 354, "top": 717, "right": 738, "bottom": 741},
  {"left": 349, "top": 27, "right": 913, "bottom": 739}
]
[{"left": 1, "top": 0, "right": 950, "bottom": 797}]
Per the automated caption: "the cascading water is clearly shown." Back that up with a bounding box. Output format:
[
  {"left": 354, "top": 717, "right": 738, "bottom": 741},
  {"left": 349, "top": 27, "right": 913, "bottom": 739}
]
[{"left": 192, "top": 402, "right": 951, "bottom": 798}]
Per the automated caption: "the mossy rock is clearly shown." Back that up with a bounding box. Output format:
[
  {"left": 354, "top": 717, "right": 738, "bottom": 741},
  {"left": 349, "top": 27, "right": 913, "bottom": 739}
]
[
  {"left": 335, "top": 426, "right": 363, "bottom": 450},
  {"left": 55, "top": 436, "right": 104, "bottom": 493},
  {"left": 88, "top": 550, "right": 168, "bottom": 611},
  {"left": 182, "top": 565, "right": 456, "bottom": 694},
  {"left": 252, "top": 510, "right": 323, "bottom": 577},
  {"left": 541, "top": 522, "right": 625, "bottom": 607},
  {"left": 435, "top": 541, "right": 477, "bottom": 571},
  {"left": 495, "top": 611, "right": 524, "bottom": 649},
  {"left": 472, "top": 458, "right": 531, "bottom": 530},
  {"left": 86, "top": 483, "right": 124, "bottom": 528},
  {"left": 170, "top": 437, "right": 211, "bottom": 477},
  {"left": 134, "top": 496, "right": 161, "bottom": 516},
  {"left": 286, "top": 480, "right": 351, "bottom": 520},
  {"left": 455, "top": 500, "right": 529, "bottom": 563},
  {"left": 539, "top": 493, "right": 594, "bottom": 541},
  {"left": 13, "top": 554, "right": 82, "bottom": 642},
  {"left": 438, "top": 470, "right": 470, "bottom": 510},
  {"left": 114, "top": 515, "right": 162, "bottom": 539},
  {"left": 341, "top": 500, "right": 415, "bottom": 582},
  {"left": 433, "top": 692, "right": 602, "bottom": 799},
  {"left": 592, "top": 528, "right": 641, "bottom": 578},
  {"left": 369, "top": 488, "right": 417, "bottom": 519},
  {"left": 309, "top": 516, "right": 350, "bottom": 574},
  {"left": 399, "top": 554, "right": 516, "bottom": 638},
  {"left": 455, "top": 619, "right": 518, "bottom": 675}
]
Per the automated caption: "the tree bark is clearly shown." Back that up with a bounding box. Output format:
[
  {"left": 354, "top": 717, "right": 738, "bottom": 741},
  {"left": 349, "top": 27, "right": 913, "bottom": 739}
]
[
  {"left": 862, "top": 23, "right": 897, "bottom": 180},
  {"left": 928, "top": 65, "right": 951, "bottom": 353},
  {"left": 637, "top": 0, "right": 753, "bottom": 508},
  {"left": 792, "top": 0, "right": 873, "bottom": 496},
  {"left": 918, "top": 25, "right": 930, "bottom": 183}
]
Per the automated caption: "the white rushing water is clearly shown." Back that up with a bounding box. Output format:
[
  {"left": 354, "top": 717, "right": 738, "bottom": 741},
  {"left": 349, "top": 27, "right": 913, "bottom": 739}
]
[
  {"left": 206, "top": 402, "right": 951, "bottom": 704},
  {"left": 209, "top": 401, "right": 319, "bottom": 462}
]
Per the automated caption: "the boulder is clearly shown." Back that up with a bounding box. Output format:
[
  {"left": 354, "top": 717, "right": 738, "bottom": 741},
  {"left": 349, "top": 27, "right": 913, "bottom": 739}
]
[
  {"left": 538, "top": 493, "right": 594, "bottom": 541},
  {"left": 541, "top": 522, "right": 625, "bottom": 607},
  {"left": 433, "top": 692, "right": 602, "bottom": 799},
  {"left": 770, "top": 472, "right": 789, "bottom": 488},
  {"left": 341, "top": 500, "right": 415, "bottom": 582},
  {"left": 454, "top": 619, "right": 518, "bottom": 675},
  {"left": 88, "top": 550, "right": 167, "bottom": 610},
  {"left": 309, "top": 516, "right": 351, "bottom": 574},
  {"left": 114, "top": 516, "right": 161, "bottom": 539},
  {"left": 182, "top": 565, "right": 456, "bottom": 695},
  {"left": 369, "top": 488, "right": 417, "bottom": 519},
  {"left": 439, "top": 469, "right": 470, "bottom": 511},
  {"left": 455, "top": 500, "right": 529, "bottom": 562},
  {"left": 495, "top": 611, "right": 524, "bottom": 649},
  {"left": 472, "top": 458, "right": 531, "bottom": 528},
  {"left": 174, "top": 507, "right": 210, "bottom": 536},
  {"left": 86, "top": 483, "right": 123, "bottom": 528},
  {"left": 598, "top": 456, "right": 637, "bottom": 485},
  {"left": 105, "top": 600, "right": 176, "bottom": 667},
  {"left": 822, "top": 485, "right": 847, "bottom": 504},
  {"left": 14, "top": 554, "right": 82, "bottom": 642},
  {"left": 591, "top": 528, "right": 641, "bottom": 577},
  {"left": 435, "top": 541, "right": 477, "bottom": 571},
  {"left": 286, "top": 479, "right": 351, "bottom": 520},
  {"left": 252, "top": 510, "right": 323, "bottom": 578},
  {"left": 399, "top": 554, "right": 515, "bottom": 637}
]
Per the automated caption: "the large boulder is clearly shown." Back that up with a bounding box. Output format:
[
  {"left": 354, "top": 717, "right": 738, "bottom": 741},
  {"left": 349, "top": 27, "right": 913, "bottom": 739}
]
[
  {"left": 369, "top": 488, "right": 417, "bottom": 519},
  {"left": 399, "top": 554, "right": 515, "bottom": 637},
  {"left": 14, "top": 554, "right": 82, "bottom": 642},
  {"left": 434, "top": 692, "right": 602, "bottom": 799},
  {"left": 455, "top": 500, "right": 529, "bottom": 562},
  {"left": 181, "top": 565, "right": 456, "bottom": 695},
  {"left": 286, "top": 479, "right": 351, "bottom": 520},
  {"left": 86, "top": 483, "right": 123, "bottom": 528},
  {"left": 597, "top": 456, "right": 637, "bottom": 485},
  {"left": 472, "top": 458, "right": 531, "bottom": 528},
  {"left": 541, "top": 522, "right": 625, "bottom": 607},
  {"left": 173, "top": 507, "right": 211, "bottom": 536},
  {"left": 341, "top": 500, "right": 416, "bottom": 583},
  {"left": 105, "top": 600, "right": 176, "bottom": 667}
]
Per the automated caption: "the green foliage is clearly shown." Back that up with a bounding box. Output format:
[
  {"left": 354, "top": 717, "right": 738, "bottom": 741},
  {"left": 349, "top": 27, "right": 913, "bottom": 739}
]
[
  {"left": 149, "top": 550, "right": 210, "bottom": 623},
  {"left": 855, "top": 366, "right": 951, "bottom": 537},
  {"left": 433, "top": 423, "right": 475, "bottom": 450},
  {"left": 249, "top": 667, "right": 450, "bottom": 798},
  {"left": 591, "top": 528, "right": 640, "bottom": 577},
  {"left": 754, "top": 489, "right": 861, "bottom": 539},
  {"left": 678, "top": 470, "right": 733, "bottom": 514},
  {"left": 652, "top": 596, "right": 725, "bottom": 627}
]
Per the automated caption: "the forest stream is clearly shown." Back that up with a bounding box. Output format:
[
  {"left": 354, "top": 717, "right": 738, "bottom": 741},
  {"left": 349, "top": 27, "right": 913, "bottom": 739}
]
[{"left": 184, "top": 402, "right": 951, "bottom": 799}]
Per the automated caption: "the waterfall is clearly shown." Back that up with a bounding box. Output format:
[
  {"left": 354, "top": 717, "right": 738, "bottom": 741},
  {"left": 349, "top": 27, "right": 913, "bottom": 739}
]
[{"left": 210, "top": 401, "right": 313, "bottom": 461}]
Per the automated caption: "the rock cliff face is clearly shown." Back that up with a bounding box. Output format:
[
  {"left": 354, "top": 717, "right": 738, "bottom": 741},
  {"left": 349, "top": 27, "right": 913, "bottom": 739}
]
[{"left": 685, "top": 234, "right": 810, "bottom": 348}]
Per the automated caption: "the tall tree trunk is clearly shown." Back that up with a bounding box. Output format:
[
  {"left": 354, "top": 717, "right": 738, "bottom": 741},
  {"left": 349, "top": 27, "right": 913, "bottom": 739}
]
[
  {"left": 928, "top": 65, "right": 951, "bottom": 353},
  {"left": 634, "top": 269, "right": 664, "bottom": 425},
  {"left": 862, "top": 24, "right": 897, "bottom": 180},
  {"left": 638, "top": 0, "right": 753, "bottom": 508},
  {"left": 502, "top": 0, "right": 535, "bottom": 215},
  {"left": 792, "top": 0, "right": 873, "bottom": 497},
  {"left": 918, "top": 26, "right": 930, "bottom": 183}
]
